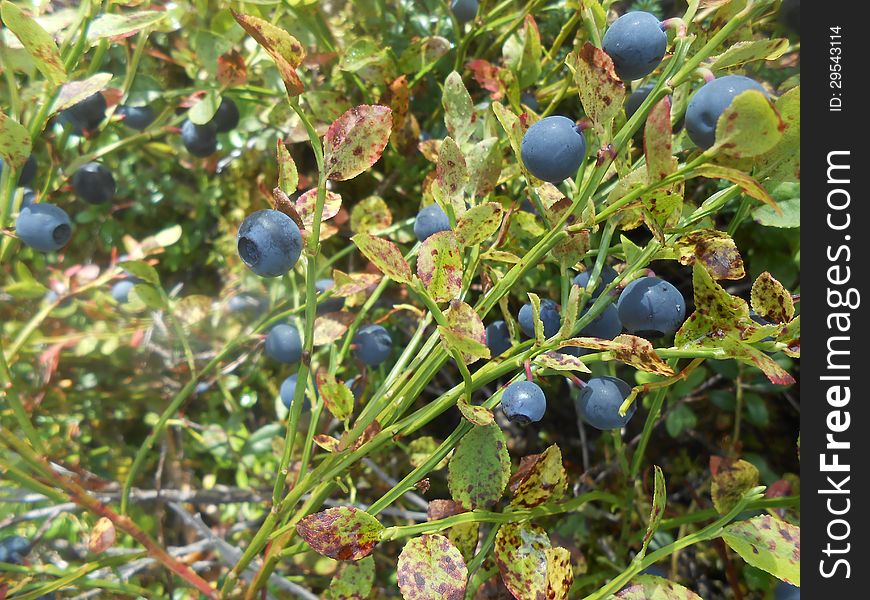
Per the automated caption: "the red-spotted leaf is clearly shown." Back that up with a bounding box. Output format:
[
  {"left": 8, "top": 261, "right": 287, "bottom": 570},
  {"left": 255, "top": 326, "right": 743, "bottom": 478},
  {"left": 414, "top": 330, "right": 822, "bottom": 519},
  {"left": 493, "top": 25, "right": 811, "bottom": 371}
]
[
  {"left": 52, "top": 73, "right": 112, "bottom": 113},
  {"left": 713, "top": 90, "right": 783, "bottom": 158},
  {"left": 639, "top": 466, "right": 666, "bottom": 559},
  {"left": 351, "top": 233, "right": 412, "bottom": 284},
  {"left": 710, "top": 457, "right": 760, "bottom": 514},
  {"left": 437, "top": 137, "right": 468, "bottom": 218},
  {"left": 566, "top": 43, "right": 625, "bottom": 133},
  {"left": 615, "top": 575, "right": 703, "bottom": 599},
  {"left": 325, "top": 555, "right": 375, "bottom": 600},
  {"left": 721, "top": 515, "right": 800, "bottom": 585},
  {"left": 217, "top": 49, "right": 248, "bottom": 87},
  {"left": 533, "top": 351, "right": 591, "bottom": 373},
  {"left": 465, "top": 137, "right": 502, "bottom": 198},
  {"left": 444, "top": 300, "right": 488, "bottom": 365},
  {"left": 693, "top": 164, "right": 779, "bottom": 212},
  {"left": 332, "top": 270, "right": 382, "bottom": 297},
  {"left": 645, "top": 96, "right": 675, "bottom": 182},
  {"left": 751, "top": 272, "right": 794, "bottom": 323},
  {"left": 389, "top": 75, "right": 411, "bottom": 150},
  {"left": 535, "top": 183, "right": 572, "bottom": 223},
  {"left": 675, "top": 229, "right": 745, "bottom": 280},
  {"left": 87, "top": 11, "right": 168, "bottom": 43},
  {"left": 447, "top": 422, "right": 510, "bottom": 509},
  {"left": 562, "top": 335, "right": 675, "bottom": 376},
  {"left": 755, "top": 86, "right": 800, "bottom": 184},
  {"left": 277, "top": 140, "right": 299, "bottom": 195},
  {"left": 350, "top": 195, "right": 393, "bottom": 234},
  {"left": 418, "top": 231, "right": 463, "bottom": 303},
  {"left": 295, "top": 188, "right": 342, "bottom": 226},
  {"left": 324, "top": 105, "right": 392, "bottom": 181},
  {"left": 0, "top": 110, "right": 32, "bottom": 170},
  {"left": 442, "top": 71, "right": 475, "bottom": 146},
  {"left": 508, "top": 445, "right": 567, "bottom": 509},
  {"left": 397, "top": 535, "right": 468, "bottom": 600},
  {"left": 427, "top": 499, "right": 467, "bottom": 521},
  {"left": 778, "top": 315, "right": 800, "bottom": 358},
  {"left": 232, "top": 11, "right": 305, "bottom": 96},
  {"left": 313, "top": 311, "right": 356, "bottom": 346},
  {"left": 296, "top": 507, "right": 384, "bottom": 561},
  {"left": 455, "top": 202, "right": 503, "bottom": 246},
  {"left": 1, "top": 1, "right": 66, "bottom": 85},
  {"left": 438, "top": 325, "right": 491, "bottom": 363},
  {"left": 492, "top": 101, "right": 537, "bottom": 183},
  {"left": 316, "top": 369, "right": 354, "bottom": 421}
]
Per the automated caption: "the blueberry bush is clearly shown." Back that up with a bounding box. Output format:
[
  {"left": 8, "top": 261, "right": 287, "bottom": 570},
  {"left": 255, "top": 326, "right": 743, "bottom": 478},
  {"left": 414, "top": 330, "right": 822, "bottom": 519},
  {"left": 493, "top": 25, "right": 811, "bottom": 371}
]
[{"left": 0, "top": 0, "right": 800, "bottom": 598}]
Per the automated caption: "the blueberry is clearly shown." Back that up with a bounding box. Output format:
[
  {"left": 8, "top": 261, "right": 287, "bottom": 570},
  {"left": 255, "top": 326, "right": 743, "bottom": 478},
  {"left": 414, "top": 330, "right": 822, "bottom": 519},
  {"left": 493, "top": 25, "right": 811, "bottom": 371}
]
[
  {"left": 0, "top": 535, "right": 31, "bottom": 564},
  {"left": 451, "top": 0, "right": 478, "bottom": 23},
  {"left": 20, "top": 188, "right": 36, "bottom": 209},
  {"left": 265, "top": 323, "right": 303, "bottom": 364},
  {"left": 237, "top": 209, "right": 303, "bottom": 277},
  {"left": 602, "top": 11, "right": 667, "bottom": 81},
  {"left": 617, "top": 276, "right": 685, "bottom": 338},
  {"left": 685, "top": 75, "right": 768, "bottom": 149},
  {"left": 315, "top": 278, "right": 345, "bottom": 313},
  {"left": 111, "top": 279, "right": 136, "bottom": 304},
  {"left": 211, "top": 97, "right": 240, "bottom": 133},
  {"left": 15, "top": 203, "right": 72, "bottom": 252},
  {"left": 774, "top": 582, "right": 800, "bottom": 600},
  {"left": 0, "top": 154, "right": 36, "bottom": 187},
  {"left": 72, "top": 162, "right": 116, "bottom": 204},
  {"left": 640, "top": 564, "right": 668, "bottom": 578},
  {"left": 181, "top": 119, "right": 218, "bottom": 157},
  {"left": 578, "top": 376, "right": 636, "bottom": 430},
  {"left": 518, "top": 299, "right": 560, "bottom": 339},
  {"left": 561, "top": 304, "right": 622, "bottom": 357},
  {"left": 280, "top": 374, "right": 314, "bottom": 411},
  {"left": 500, "top": 380, "right": 547, "bottom": 424},
  {"left": 413, "top": 203, "right": 451, "bottom": 242},
  {"left": 486, "top": 320, "right": 512, "bottom": 356},
  {"left": 117, "top": 105, "right": 156, "bottom": 130},
  {"left": 521, "top": 116, "right": 586, "bottom": 183},
  {"left": 625, "top": 84, "right": 655, "bottom": 120},
  {"left": 573, "top": 265, "right": 619, "bottom": 299},
  {"left": 59, "top": 92, "right": 107, "bottom": 133},
  {"left": 227, "top": 294, "right": 266, "bottom": 314},
  {"left": 520, "top": 91, "right": 539, "bottom": 112},
  {"left": 353, "top": 324, "right": 393, "bottom": 366}
]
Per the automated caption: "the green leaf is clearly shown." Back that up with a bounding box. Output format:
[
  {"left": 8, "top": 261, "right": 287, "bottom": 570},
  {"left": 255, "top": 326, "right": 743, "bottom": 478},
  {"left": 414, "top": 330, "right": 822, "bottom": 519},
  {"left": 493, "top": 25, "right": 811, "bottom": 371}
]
[
  {"left": 455, "top": 202, "right": 503, "bottom": 246},
  {"left": 438, "top": 325, "right": 491, "bottom": 363},
  {"left": 713, "top": 90, "right": 783, "bottom": 158},
  {"left": 615, "top": 575, "right": 703, "bottom": 599},
  {"left": 397, "top": 535, "right": 467, "bottom": 600},
  {"left": 296, "top": 507, "right": 384, "bottom": 560},
  {"left": 0, "top": 110, "right": 32, "bottom": 170},
  {"left": 316, "top": 369, "right": 354, "bottom": 421},
  {"left": 339, "top": 37, "right": 388, "bottom": 72},
  {"left": 351, "top": 233, "right": 412, "bottom": 284},
  {"left": 436, "top": 137, "right": 468, "bottom": 218},
  {"left": 232, "top": 11, "right": 306, "bottom": 96},
  {"left": 528, "top": 292, "right": 545, "bottom": 344},
  {"left": 87, "top": 11, "right": 168, "bottom": 44},
  {"left": 119, "top": 260, "right": 160, "bottom": 285},
  {"left": 52, "top": 73, "right": 113, "bottom": 114},
  {"left": 418, "top": 231, "right": 463, "bottom": 303},
  {"left": 457, "top": 398, "right": 494, "bottom": 426},
  {"left": 750, "top": 272, "right": 794, "bottom": 323},
  {"left": 324, "top": 556, "right": 375, "bottom": 600},
  {"left": 711, "top": 38, "right": 790, "bottom": 70},
  {"left": 711, "top": 457, "right": 760, "bottom": 514},
  {"left": 566, "top": 42, "right": 625, "bottom": 134},
  {"left": 674, "top": 229, "right": 745, "bottom": 280},
  {"left": 447, "top": 422, "right": 510, "bottom": 509},
  {"left": 645, "top": 97, "right": 676, "bottom": 182},
  {"left": 1, "top": 1, "right": 66, "bottom": 85},
  {"left": 721, "top": 515, "right": 800, "bottom": 585},
  {"left": 694, "top": 164, "right": 779, "bottom": 212},
  {"left": 442, "top": 71, "right": 475, "bottom": 146},
  {"left": 277, "top": 140, "right": 299, "bottom": 195},
  {"left": 323, "top": 104, "right": 392, "bottom": 181},
  {"left": 558, "top": 284, "right": 581, "bottom": 339},
  {"left": 665, "top": 403, "right": 697, "bottom": 437},
  {"left": 639, "top": 466, "right": 666, "bottom": 559},
  {"left": 508, "top": 445, "right": 567, "bottom": 509},
  {"left": 755, "top": 86, "right": 800, "bottom": 184},
  {"left": 189, "top": 90, "right": 221, "bottom": 125},
  {"left": 4, "top": 279, "right": 49, "bottom": 299},
  {"left": 130, "top": 284, "right": 165, "bottom": 310},
  {"left": 502, "top": 15, "right": 542, "bottom": 89},
  {"left": 443, "top": 300, "right": 488, "bottom": 365},
  {"left": 752, "top": 197, "right": 799, "bottom": 228},
  {"left": 465, "top": 137, "right": 502, "bottom": 199}
]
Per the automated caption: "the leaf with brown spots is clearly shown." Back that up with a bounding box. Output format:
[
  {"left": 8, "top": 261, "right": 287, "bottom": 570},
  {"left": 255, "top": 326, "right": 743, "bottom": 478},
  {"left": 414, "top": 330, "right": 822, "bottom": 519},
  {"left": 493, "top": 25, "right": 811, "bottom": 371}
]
[
  {"left": 438, "top": 326, "right": 491, "bottom": 363},
  {"left": 693, "top": 164, "right": 779, "bottom": 212},
  {"left": 313, "top": 434, "right": 342, "bottom": 453},
  {"left": 418, "top": 139, "right": 442, "bottom": 163},
  {"left": 295, "top": 188, "right": 342, "bottom": 226},
  {"left": 457, "top": 398, "right": 494, "bottom": 426},
  {"left": 389, "top": 75, "right": 411, "bottom": 150},
  {"left": 418, "top": 231, "right": 463, "bottom": 303},
  {"left": 449, "top": 521, "right": 480, "bottom": 563},
  {"left": 615, "top": 575, "right": 703, "bottom": 599},
  {"left": 324, "top": 105, "right": 392, "bottom": 181},
  {"left": 351, "top": 233, "right": 412, "bottom": 284},
  {"left": 437, "top": 137, "right": 469, "bottom": 219},
  {"left": 675, "top": 229, "right": 745, "bottom": 280},
  {"left": 443, "top": 71, "right": 475, "bottom": 146},
  {"left": 566, "top": 43, "right": 625, "bottom": 134},
  {"left": 332, "top": 270, "right": 382, "bottom": 297},
  {"left": 777, "top": 315, "right": 800, "bottom": 358},
  {"left": 562, "top": 335, "right": 675, "bottom": 376},
  {"left": 315, "top": 369, "right": 354, "bottom": 421},
  {"left": 715, "top": 335, "right": 796, "bottom": 385},
  {"left": 313, "top": 311, "right": 356, "bottom": 346},
  {"left": 508, "top": 445, "right": 567, "bottom": 509},
  {"left": 325, "top": 555, "right": 375, "bottom": 600},
  {"left": 447, "top": 422, "right": 510, "bottom": 509},
  {"left": 444, "top": 300, "right": 488, "bottom": 365},
  {"left": 533, "top": 351, "right": 591, "bottom": 374},
  {"left": 492, "top": 101, "right": 539, "bottom": 184},
  {"left": 466, "top": 137, "right": 502, "bottom": 199},
  {"left": 675, "top": 262, "right": 754, "bottom": 345},
  {"left": 721, "top": 515, "right": 800, "bottom": 586},
  {"left": 52, "top": 73, "right": 112, "bottom": 113},
  {"left": 710, "top": 457, "right": 760, "bottom": 514},
  {"left": 535, "top": 183, "right": 571, "bottom": 224},
  {"left": 755, "top": 86, "right": 800, "bottom": 184},
  {"left": 427, "top": 500, "right": 467, "bottom": 521},
  {"left": 638, "top": 466, "right": 666, "bottom": 560},
  {"left": 232, "top": 11, "right": 305, "bottom": 96},
  {"left": 644, "top": 97, "right": 675, "bottom": 182},
  {"left": 553, "top": 230, "right": 591, "bottom": 268},
  {"left": 296, "top": 507, "right": 384, "bottom": 561},
  {"left": 271, "top": 188, "right": 304, "bottom": 228},
  {"left": 713, "top": 89, "right": 783, "bottom": 158},
  {"left": 0, "top": 110, "right": 32, "bottom": 170},
  {"left": 711, "top": 38, "right": 790, "bottom": 70},
  {"left": 455, "top": 203, "right": 504, "bottom": 246},
  {"left": 751, "top": 272, "right": 794, "bottom": 323},
  {"left": 545, "top": 547, "right": 573, "bottom": 600},
  {"left": 350, "top": 195, "right": 393, "bottom": 234},
  {"left": 277, "top": 140, "right": 298, "bottom": 195},
  {"left": 1, "top": 1, "right": 66, "bottom": 85},
  {"left": 217, "top": 49, "right": 247, "bottom": 87},
  {"left": 88, "top": 517, "right": 116, "bottom": 553},
  {"left": 397, "top": 535, "right": 468, "bottom": 600},
  {"left": 494, "top": 522, "right": 552, "bottom": 600}
]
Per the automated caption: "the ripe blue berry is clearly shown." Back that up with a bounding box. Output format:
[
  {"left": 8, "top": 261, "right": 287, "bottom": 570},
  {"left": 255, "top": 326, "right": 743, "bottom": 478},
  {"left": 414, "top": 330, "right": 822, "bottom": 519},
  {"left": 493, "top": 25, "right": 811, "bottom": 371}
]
[
  {"left": 413, "top": 203, "right": 451, "bottom": 242},
  {"left": 774, "top": 582, "right": 800, "bottom": 600},
  {"left": 265, "top": 324, "right": 303, "bottom": 364},
  {"left": 15, "top": 203, "right": 72, "bottom": 252},
  {"left": 578, "top": 376, "right": 636, "bottom": 430},
  {"left": 316, "top": 278, "right": 345, "bottom": 313},
  {"left": 602, "top": 12, "right": 667, "bottom": 81},
  {"left": 0, "top": 154, "right": 36, "bottom": 187},
  {"left": 111, "top": 279, "right": 136, "bottom": 304},
  {"left": 521, "top": 116, "right": 586, "bottom": 183},
  {"left": 500, "top": 380, "right": 547, "bottom": 424},
  {"left": 19, "top": 188, "right": 36, "bottom": 210},
  {"left": 353, "top": 324, "right": 393, "bottom": 366},
  {"left": 117, "top": 105, "right": 156, "bottom": 130},
  {"left": 685, "top": 75, "right": 768, "bottom": 149},
  {"left": 181, "top": 119, "right": 218, "bottom": 157},
  {"left": 280, "top": 374, "right": 314, "bottom": 411},
  {"left": 451, "top": 0, "right": 478, "bottom": 23},
  {"left": 617, "top": 276, "right": 686, "bottom": 338},
  {"left": 212, "top": 98, "right": 240, "bottom": 133},
  {"left": 0, "top": 535, "right": 30, "bottom": 565},
  {"left": 486, "top": 320, "right": 512, "bottom": 356},
  {"left": 72, "top": 162, "right": 116, "bottom": 204},
  {"left": 237, "top": 209, "right": 303, "bottom": 277},
  {"left": 561, "top": 304, "right": 622, "bottom": 357},
  {"left": 573, "top": 265, "right": 619, "bottom": 299},
  {"left": 518, "top": 299, "right": 560, "bottom": 339},
  {"left": 520, "top": 91, "right": 540, "bottom": 112},
  {"left": 625, "top": 84, "right": 655, "bottom": 119},
  {"left": 59, "top": 92, "right": 107, "bottom": 133}
]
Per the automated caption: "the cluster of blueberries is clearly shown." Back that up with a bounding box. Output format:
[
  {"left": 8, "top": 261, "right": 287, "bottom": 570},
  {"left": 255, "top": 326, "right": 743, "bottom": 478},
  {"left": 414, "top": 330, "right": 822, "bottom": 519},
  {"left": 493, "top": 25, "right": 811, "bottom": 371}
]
[
  {"left": 8, "top": 92, "right": 241, "bottom": 257},
  {"left": 494, "top": 265, "right": 686, "bottom": 430},
  {"left": 519, "top": 10, "right": 770, "bottom": 185}
]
